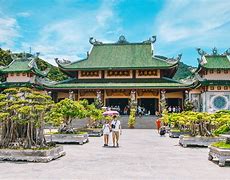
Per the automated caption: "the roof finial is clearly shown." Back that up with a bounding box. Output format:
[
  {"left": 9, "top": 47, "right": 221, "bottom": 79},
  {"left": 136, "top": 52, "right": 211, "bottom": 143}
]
[
  {"left": 224, "top": 48, "right": 230, "bottom": 55},
  {"left": 143, "top": 36, "right": 156, "bottom": 44},
  {"left": 117, "top": 35, "right": 128, "bottom": 44},
  {"left": 177, "top": 54, "right": 182, "bottom": 61},
  {"left": 89, "top": 37, "right": 103, "bottom": 45},
  {"left": 212, "top": 47, "right": 218, "bottom": 55},
  {"left": 196, "top": 48, "right": 206, "bottom": 56}
]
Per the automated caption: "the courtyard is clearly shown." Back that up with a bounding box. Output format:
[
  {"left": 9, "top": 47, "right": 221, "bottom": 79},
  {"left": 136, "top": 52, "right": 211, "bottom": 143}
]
[{"left": 0, "top": 129, "right": 229, "bottom": 180}]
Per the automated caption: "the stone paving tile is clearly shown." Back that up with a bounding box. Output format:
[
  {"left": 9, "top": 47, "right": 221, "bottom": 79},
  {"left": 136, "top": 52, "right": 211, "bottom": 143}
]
[{"left": 0, "top": 130, "right": 229, "bottom": 180}]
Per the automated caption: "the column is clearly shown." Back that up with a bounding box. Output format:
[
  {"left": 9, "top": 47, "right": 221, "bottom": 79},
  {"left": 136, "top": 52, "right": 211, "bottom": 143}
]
[
  {"left": 69, "top": 90, "right": 74, "bottom": 100},
  {"left": 160, "top": 89, "right": 166, "bottom": 112}
]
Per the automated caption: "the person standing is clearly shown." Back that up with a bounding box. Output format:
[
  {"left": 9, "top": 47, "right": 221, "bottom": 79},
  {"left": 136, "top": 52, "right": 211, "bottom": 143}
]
[
  {"left": 156, "top": 118, "right": 161, "bottom": 133},
  {"left": 111, "top": 115, "right": 122, "bottom": 147},
  {"left": 102, "top": 120, "right": 111, "bottom": 147}
]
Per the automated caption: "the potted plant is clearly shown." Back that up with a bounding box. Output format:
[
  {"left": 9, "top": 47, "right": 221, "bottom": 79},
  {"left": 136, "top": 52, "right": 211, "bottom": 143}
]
[
  {"left": 128, "top": 108, "right": 136, "bottom": 128},
  {"left": 0, "top": 88, "right": 65, "bottom": 162}
]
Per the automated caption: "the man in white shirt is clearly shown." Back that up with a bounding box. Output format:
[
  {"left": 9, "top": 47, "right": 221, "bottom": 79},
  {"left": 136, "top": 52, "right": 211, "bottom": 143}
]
[{"left": 111, "top": 116, "right": 122, "bottom": 147}]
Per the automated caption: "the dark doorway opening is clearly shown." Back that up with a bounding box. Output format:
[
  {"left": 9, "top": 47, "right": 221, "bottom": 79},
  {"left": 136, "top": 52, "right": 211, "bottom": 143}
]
[
  {"left": 106, "top": 98, "right": 129, "bottom": 115},
  {"left": 166, "top": 98, "right": 182, "bottom": 112},
  {"left": 138, "top": 98, "right": 158, "bottom": 115}
]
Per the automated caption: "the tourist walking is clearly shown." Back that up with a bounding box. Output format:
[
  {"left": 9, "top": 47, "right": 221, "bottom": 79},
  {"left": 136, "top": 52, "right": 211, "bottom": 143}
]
[
  {"left": 102, "top": 120, "right": 111, "bottom": 147},
  {"left": 111, "top": 115, "right": 122, "bottom": 147}
]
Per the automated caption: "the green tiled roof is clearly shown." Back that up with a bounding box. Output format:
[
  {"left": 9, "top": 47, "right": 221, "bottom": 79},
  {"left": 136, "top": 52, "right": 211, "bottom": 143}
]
[
  {"left": 0, "top": 57, "right": 47, "bottom": 77},
  {"left": 200, "top": 80, "right": 230, "bottom": 86},
  {"left": 0, "top": 58, "right": 32, "bottom": 73},
  {"left": 0, "top": 82, "right": 44, "bottom": 90},
  {"left": 45, "top": 77, "right": 193, "bottom": 89},
  {"left": 201, "top": 55, "right": 230, "bottom": 69},
  {"left": 58, "top": 43, "right": 178, "bottom": 70}
]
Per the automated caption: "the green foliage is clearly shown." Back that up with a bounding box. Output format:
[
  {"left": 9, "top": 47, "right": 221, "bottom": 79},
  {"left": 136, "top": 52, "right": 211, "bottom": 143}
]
[
  {"left": 212, "top": 141, "right": 230, "bottom": 149},
  {"left": 128, "top": 108, "right": 136, "bottom": 128},
  {"left": 167, "top": 110, "right": 230, "bottom": 137},
  {"left": 184, "top": 101, "right": 194, "bottom": 111},
  {"left": 0, "top": 88, "right": 54, "bottom": 149}
]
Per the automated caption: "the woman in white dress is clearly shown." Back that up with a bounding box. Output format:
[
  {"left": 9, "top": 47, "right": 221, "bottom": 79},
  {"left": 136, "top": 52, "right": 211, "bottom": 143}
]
[{"left": 102, "top": 120, "right": 111, "bottom": 147}]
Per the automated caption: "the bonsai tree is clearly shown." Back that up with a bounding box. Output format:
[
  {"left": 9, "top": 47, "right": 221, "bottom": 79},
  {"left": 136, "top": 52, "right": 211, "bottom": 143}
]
[
  {"left": 46, "top": 98, "right": 86, "bottom": 133},
  {"left": 0, "top": 88, "right": 54, "bottom": 149}
]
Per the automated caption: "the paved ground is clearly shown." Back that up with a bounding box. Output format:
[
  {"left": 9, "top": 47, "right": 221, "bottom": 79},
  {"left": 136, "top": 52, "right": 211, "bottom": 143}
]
[
  {"left": 71, "top": 115, "right": 158, "bottom": 129},
  {"left": 0, "top": 130, "right": 229, "bottom": 180}
]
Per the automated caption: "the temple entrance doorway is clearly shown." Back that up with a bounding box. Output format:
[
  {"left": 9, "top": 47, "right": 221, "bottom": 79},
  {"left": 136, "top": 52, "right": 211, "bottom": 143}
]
[
  {"left": 106, "top": 98, "right": 129, "bottom": 115},
  {"left": 166, "top": 98, "right": 183, "bottom": 112},
  {"left": 79, "top": 98, "right": 95, "bottom": 104},
  {"left": 138, "top": 98, "right": 158, "bottom": 115}
]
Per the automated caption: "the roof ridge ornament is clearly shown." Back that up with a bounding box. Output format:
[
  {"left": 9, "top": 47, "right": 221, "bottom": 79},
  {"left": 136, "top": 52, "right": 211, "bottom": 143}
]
[
  {"left": 89, "top": 37, "right": 103, "bottom": 45},
  {"left": 117, "top": 35, "right": 129, "bottom": 44},
  {"left": 212, "top": 47, "right": 218, "bottom": 55},
  {"left": 196, "top": 48, "right": 207, "bottom": 56},
  {"left": 176, "top": 54, "right": 182, "bottom": 61},
  {"left": 224, "top": 48, "right": 230, "bottom": 55},
  {"left": 55, "top": 58, "right": 71, "bottom": 65},
  {"left": 143, "top": 36, "right": 156, "bottom": 44}
]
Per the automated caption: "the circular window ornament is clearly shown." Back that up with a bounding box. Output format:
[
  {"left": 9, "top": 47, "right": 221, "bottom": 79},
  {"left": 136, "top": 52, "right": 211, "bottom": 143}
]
[{"left": 211, "top": 95, "right": 228, "bottom": 110}]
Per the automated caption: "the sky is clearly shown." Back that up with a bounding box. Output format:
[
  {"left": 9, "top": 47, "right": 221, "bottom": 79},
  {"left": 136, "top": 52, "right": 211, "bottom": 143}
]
[{"left": 0, "top": 0, "right": 229, "bottom": 67}]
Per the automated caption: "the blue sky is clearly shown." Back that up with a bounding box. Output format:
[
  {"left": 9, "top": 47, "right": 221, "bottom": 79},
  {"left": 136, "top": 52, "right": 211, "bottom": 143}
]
[{"left": 0, "top": 0, "right": 229, "bottom": 66}]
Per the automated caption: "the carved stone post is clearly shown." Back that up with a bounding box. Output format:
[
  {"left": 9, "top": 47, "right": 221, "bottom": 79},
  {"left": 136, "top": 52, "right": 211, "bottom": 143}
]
[
  {"left": 130, "top": 90, "right": 137, "bottom": 108},
  {"left": 69, "top": 90, "right": 74, "bottom": 100},
  {"left": 96, "top": 90, "right": 103, "bottom": 108},
  {"left": 160, "top": 90, "right": 166, "bottom": 112}
]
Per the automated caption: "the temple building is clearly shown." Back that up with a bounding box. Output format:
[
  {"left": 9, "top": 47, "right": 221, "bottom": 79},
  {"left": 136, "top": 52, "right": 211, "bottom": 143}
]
[
  {"left": 189, "top": 48, "right": 230, "bottom": 112},
  {"left": 47, "top": 36, "right": 194, "bottom": 114},
  {"left": 0, "top": 53, "right": 48, "bottom": 90},
  {"left": 0, "top": 36, "right": 229, "bottom": 113}
]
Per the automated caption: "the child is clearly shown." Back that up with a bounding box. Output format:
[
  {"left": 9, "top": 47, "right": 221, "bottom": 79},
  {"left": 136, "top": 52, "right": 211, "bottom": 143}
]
[
  {"left": 102, "top": 120, "right": 111, "bottom": 147},
  {"left": 159, "top": 126, "right": 166, "bottom": 136}
]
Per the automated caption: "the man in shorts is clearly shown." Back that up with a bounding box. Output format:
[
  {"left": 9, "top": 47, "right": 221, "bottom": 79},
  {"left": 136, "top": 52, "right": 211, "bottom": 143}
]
[{"left": 111, "top": 115, "right": 122, "bottom": 147}]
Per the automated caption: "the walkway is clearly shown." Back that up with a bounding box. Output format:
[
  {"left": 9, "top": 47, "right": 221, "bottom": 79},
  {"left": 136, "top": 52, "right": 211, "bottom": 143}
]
[
  {"left": 0, "top": 130, "right": 229, "bottom": 179},
  {"left": 71, "top": 115, "right": 159, "bottom": 129}
]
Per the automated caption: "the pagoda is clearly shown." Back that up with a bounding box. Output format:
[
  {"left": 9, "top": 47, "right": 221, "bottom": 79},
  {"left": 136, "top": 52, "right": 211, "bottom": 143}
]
[
  {"left": 46, "top": 36, "right": 194, "bottom": 114},
  {"left": 189, "top": 48, "right": 230, "bottom": 112},
  {"left": 0, "top": 53, "right": 49, "bottom": 90}
]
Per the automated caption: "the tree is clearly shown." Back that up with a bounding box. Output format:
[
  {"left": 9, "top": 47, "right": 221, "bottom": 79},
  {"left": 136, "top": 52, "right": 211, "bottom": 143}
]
[
  {"left": 46, "top": 98, "right": 86, "bottom": 133},
  {"left": 0, "top": 88, "right": 54, "bottom": 149}
]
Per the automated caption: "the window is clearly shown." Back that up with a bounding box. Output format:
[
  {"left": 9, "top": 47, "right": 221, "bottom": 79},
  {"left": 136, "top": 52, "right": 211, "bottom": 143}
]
[
  {"left": 224, "top": 70, "right": 228, "bottom": 74},
  {"left": 217, "top": 86, "right": 221, "bottom": 90},
  {"left": 16, "top": 73, "right": 20, "bottom": 76},
  {"left": 22, "top": 73, "right": 26, "bottom": 76},
  {"left": 210, "top": 86, "right": 214, "bottom": 90},
  {"left": 224, "top": 86, "right": 228, "bottom": 90},
  {"left": 10, "top": 73, "right": 14, "bottom": 76},
  {"left": 217, "top": 70, "right": 221, "bottom": 74},
  {"left": 210, "top": 70, "right": 214, "bottom": 74}
]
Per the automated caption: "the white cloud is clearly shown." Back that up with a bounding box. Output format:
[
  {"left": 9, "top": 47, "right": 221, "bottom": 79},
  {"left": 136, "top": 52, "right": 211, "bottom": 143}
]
[
  {"left": 154, "top": 0, "right": 230, "bottom": 46},
  {"left": 17, "top": 12, "right": 31, "bottom": 17},
  {"left": 0, "top": 17, "right": 19, "bottom": 48},
  {"left": 22, "top": 0, "right": 121, "bottom": 65}
]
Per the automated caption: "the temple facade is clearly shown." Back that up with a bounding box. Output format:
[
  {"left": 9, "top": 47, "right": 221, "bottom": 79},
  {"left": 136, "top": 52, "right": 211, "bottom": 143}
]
[{"left": 0, "top": 36, "right": 229, "bottom": 113}]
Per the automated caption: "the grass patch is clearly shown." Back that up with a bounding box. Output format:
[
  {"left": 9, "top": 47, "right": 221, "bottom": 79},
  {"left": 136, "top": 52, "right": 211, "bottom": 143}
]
[{"left": 212, "top": 141, "right": 230, "bottom": 149}]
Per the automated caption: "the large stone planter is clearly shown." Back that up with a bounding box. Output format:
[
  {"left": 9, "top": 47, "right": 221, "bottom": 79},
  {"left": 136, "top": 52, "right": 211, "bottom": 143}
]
[
  {"left": 45, "top": 133, "right": 89, "bottom": 145},
  {"left": 169, "top": 131, "right": 190, "bottom": 138},
  {"left": 78, "top": 128, "right": 103, "bottom": 137},
  {"left": 179, "top": 135, "right": 224, "bottom": 147},
  {"left": 0, "top": 146, "right": 65, "bottom": 163},
  {"left": 208, "top": 146, "right": 230, "bottom": 167}
]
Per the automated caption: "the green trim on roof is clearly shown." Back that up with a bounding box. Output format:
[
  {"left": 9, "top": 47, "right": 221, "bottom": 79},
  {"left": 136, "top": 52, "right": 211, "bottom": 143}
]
[
  {"left": 200, "top": 80, "right": 230, "bottom": 86},
  {"left": 201, "top": 55, "right": 230, "bottom": 69},
  {"left": 58, "top": 43, "right": 178, "bottom": 70},
  {"left": 45, "top": 77, "right": 193, "bottom": 89},
  {"left": 0, "top": 82, "right": 45, "bottom": 90}
]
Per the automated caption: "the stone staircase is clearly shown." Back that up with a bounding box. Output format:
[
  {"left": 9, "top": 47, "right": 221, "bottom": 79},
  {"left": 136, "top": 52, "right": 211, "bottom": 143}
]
[{"left": 71, "top": 115, "right": 159, "bottom": 129}]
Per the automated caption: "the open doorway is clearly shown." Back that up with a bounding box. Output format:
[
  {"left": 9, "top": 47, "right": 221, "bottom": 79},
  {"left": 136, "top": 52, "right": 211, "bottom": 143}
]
[
  {"left": 106, "top": 98, "right": 129, "bottom": 115},
  {"left": 138, "top": 98, "right": 158, "bottom": 115}
]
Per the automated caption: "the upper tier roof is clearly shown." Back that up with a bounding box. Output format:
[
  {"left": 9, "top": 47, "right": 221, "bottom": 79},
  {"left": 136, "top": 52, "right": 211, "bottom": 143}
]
[
  {"left": 56, "top": 36, "right": 180, "bottom": 71},
  {"left": 196, "top": 48, "right": 230, "bottom": 72},
  {"left": 0, "top": 54, "right": 48, "bottom": 77}
]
